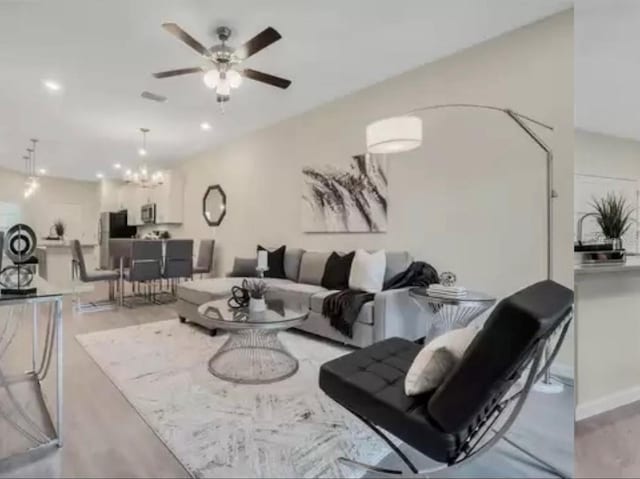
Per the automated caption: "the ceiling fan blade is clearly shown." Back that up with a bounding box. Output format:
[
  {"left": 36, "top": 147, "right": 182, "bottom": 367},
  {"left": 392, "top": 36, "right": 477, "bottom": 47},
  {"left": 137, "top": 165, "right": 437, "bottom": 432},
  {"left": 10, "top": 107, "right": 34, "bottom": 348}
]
[
  {"left": 153, "top": 67, "right": 203, "bottom": 79},
  {"left": 162, "top": 22, "right": 210, "bottom": 57},
  {"left": 242, "top": 69, "right": 291, "bottom": 89},
  {"left": 234, "top": 27, "right": 282, "bottom": 60}
]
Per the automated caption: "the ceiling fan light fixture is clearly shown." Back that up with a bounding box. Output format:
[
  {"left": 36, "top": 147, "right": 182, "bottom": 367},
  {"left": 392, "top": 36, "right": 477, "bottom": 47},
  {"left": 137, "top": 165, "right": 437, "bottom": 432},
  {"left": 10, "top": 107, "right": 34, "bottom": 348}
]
[
  {"left": 203, "top": 69, "right": 219, "bottom": 89},
  {"left": 227, "top": 69, "right": 242, "bottom": 89},
  {"left": 217, "top": 77, "right": 231, "bottom": 96}
]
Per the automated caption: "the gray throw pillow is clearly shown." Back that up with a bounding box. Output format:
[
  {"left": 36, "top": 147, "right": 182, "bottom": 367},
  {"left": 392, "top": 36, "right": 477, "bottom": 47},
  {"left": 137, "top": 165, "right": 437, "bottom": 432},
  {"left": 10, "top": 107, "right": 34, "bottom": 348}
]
[
  {"left": 298, "top": 251, "right": 330, "bottom": 285},
  {"left": 228, "top": 257, "right": 258, "bottom": 277}
]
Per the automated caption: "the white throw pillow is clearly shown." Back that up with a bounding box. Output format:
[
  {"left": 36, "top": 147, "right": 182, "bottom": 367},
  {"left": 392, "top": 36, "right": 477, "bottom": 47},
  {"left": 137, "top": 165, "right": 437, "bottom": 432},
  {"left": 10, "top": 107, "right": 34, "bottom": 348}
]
[
  {"left": 404, "top": 326, "right": 478, "bottom": 396},
  {"left": 348, "top": 249, "right": 386, "bottom": 293}
]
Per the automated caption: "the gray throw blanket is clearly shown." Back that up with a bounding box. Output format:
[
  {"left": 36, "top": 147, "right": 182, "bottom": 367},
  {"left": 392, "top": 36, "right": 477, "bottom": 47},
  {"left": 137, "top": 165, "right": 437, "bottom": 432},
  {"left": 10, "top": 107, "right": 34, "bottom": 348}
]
[{"left": 322, "top": 261, "right": 439, "bottom": 338}]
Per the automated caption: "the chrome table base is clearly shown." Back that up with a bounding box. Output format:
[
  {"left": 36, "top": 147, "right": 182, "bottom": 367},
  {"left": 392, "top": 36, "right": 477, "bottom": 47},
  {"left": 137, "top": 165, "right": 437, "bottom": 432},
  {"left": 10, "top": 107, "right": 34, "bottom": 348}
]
[
  {"left": 208, "top": 329, "right": 299, "bottom": 384},
  {"left": 0, "top": 297, "right": 63, "bottom": 471}
]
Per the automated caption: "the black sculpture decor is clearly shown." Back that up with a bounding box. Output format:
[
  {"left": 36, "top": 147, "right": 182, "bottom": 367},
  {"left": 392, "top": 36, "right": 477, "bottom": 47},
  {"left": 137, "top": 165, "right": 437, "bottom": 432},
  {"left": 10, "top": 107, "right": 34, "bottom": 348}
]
[
  {"left": 0, "top": 223, "right": 38, "bottom": 295},
  {"left": 227, "top": 279, "right": 251, "bottom": 309},
  {"left": 203, "top": 184, "right": 227, "bottom": 227}
]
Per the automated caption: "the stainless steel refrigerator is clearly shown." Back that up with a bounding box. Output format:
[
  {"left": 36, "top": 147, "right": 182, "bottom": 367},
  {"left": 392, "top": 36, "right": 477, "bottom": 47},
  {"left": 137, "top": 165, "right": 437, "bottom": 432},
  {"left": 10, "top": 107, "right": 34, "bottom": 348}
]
[{"left": 98, "top": 211, "right": 137, "bottom": 269}]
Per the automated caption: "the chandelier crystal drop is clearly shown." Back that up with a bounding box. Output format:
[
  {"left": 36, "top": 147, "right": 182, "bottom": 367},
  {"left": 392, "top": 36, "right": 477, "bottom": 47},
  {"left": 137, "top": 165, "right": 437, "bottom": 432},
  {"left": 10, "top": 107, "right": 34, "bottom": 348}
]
[{"left": 124, "top": 128, "right": 164, "bottom": 188}]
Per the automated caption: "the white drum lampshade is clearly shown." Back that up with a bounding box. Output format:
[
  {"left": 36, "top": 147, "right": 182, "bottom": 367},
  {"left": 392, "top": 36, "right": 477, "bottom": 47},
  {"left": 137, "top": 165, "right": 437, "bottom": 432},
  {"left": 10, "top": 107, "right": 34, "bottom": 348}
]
[{"left": 366, "top": 116, "right": 423, "bottom": 154}]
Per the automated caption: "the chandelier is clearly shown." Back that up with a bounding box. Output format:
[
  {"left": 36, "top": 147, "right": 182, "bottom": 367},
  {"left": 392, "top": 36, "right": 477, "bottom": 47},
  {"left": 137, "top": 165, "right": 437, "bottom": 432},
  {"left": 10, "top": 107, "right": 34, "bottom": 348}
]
[
  {"left": 23, "top": 138, "right": 40, "bottom": 199},
  {"left": 124, "top": 128, "right": 164, "bottom": 188}
]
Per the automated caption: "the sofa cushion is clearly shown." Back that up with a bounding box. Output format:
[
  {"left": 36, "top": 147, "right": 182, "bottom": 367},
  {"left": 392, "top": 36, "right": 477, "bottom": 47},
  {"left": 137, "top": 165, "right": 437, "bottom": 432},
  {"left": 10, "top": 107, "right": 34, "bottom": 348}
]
[
  {"left": 384, "top": 251, "right": 412, "bottom": 283},
  {"left": 177, "top": 277, "right": 243, "bottom": 305},
  {"left": 284, "top": 248, "right": 305, "bottom": 282},
  {"left": 298, "top": 251, "right": 330, "bottom": 285},
  {"left": 322, "top": 251, "right": 355, "bottom": 290},
  {"left": 228, "top": 257, "right": 258, "bottom": 277},
  {"left": 267, "top": 281, "right": 328, "bottom": 310},
  {"left": 310, "top": 290, "right": 374, "bottom": 325},
  {"left": 177, "top": 277, "right": 295, "bottom": 305},
  {"left": 319, "top": 337, "right": 458, "bottom": 463}
]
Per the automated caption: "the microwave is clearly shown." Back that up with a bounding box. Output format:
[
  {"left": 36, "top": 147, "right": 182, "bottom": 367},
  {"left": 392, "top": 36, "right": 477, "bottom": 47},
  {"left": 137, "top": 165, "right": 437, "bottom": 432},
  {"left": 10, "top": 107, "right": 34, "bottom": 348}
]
[{"left": 141, "top": 203, "right": 156, "bottom": 224}]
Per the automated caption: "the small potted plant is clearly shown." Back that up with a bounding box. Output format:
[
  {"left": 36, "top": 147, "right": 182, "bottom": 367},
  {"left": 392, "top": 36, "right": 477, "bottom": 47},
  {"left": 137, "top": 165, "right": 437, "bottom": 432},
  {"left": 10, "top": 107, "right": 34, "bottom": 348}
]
[
  {"left": 246, "top": 279, "right": 268, "bottom": 313},
  {"left": 591, "top": 193, "right": 634, "bottom": 250},
  {"left": 53, "top": 219, "right": 66, "bottom": 240}
]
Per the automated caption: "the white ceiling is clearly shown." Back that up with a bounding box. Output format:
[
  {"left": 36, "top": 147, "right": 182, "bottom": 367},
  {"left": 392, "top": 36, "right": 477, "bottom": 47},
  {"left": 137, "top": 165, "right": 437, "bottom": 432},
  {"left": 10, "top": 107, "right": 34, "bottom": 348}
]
[
  {"left": 576, "top": 0, "right": 640, "bottom": 140},
  {"left": 0, "top": 0, "right": 570, "bottom": 181}
]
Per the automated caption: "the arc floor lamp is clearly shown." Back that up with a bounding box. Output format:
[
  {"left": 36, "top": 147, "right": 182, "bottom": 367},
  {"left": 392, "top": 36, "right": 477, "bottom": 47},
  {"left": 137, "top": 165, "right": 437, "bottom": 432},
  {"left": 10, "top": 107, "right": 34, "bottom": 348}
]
[{"left": 366, "top": 103, "right": 564, "bottom": 394}]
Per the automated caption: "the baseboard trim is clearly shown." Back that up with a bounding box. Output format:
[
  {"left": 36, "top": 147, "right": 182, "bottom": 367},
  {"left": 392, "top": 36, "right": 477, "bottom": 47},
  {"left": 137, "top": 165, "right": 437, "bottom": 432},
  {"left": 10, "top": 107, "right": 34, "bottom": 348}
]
[{"left": 576, "top": 384, "right": 640, "bottom": 421}]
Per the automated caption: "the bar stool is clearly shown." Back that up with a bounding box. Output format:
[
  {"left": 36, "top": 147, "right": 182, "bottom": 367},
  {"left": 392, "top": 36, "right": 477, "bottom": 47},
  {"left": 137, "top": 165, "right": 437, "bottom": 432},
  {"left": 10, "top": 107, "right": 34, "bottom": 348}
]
[
  {"left": 193, "top": 239, "right": 215, "bottom": 279},
  {"left": 163, "top": 239, "right": 194, "bottom": 298},
  {"left": 70, "top": 239, "right": 119, "bottom": 312},
  {"left": 122, "top": 240, "right": 163, "bottom": 307}
]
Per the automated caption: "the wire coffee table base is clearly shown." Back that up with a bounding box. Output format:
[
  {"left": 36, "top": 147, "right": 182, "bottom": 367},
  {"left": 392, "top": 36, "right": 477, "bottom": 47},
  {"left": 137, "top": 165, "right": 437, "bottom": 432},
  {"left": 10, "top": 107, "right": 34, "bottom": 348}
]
[{"left": 208, "top": 329, "right": 299, "bottom": 384}]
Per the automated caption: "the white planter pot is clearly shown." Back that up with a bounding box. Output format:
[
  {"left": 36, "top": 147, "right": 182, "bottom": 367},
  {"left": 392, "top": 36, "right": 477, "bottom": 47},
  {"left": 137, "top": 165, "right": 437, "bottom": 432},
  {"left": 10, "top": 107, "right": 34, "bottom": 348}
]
[{"left": 249, "top": 297, "right": 266, "bottom": 313}]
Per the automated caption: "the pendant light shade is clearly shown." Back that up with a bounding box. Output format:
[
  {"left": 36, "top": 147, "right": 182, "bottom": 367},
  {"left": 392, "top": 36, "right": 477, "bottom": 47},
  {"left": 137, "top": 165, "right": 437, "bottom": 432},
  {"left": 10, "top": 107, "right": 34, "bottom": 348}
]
[{"left": 366, "top": 115, "right": 423, "bottom": 154}]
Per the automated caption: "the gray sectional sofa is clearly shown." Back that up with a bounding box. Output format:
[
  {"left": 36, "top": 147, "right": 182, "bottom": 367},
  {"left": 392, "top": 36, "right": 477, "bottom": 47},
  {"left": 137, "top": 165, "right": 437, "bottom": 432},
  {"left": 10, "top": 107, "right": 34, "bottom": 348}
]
[{"left": 175, "top": 248, "right": 432, "bottom": 348}]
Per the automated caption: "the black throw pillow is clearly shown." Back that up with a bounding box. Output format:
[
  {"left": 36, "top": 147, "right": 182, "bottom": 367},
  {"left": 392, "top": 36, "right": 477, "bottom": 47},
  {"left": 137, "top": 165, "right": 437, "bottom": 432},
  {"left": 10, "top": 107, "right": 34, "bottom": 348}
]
[
  {"left": 257, "top": 245, "right": 287, "bottom": 279},
  {"left": 321, "top": 251, "right": 355, "bottom": 290}
]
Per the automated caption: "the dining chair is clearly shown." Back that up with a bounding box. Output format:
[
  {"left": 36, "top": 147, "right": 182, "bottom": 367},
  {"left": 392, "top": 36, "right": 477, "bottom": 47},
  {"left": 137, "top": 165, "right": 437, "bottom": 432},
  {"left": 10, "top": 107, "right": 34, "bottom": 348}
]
[
  {"left": 163, "top": 239, "right": 194, "bottom": 297},
  {"left": 70, "top": 239, "right": 120, "bottom": 312},
  {"left": 193, "top": 239, "right": 215, "bottom": 279},
  {"left": 122, "top": 240, "right": 163, "bottom": 307}
]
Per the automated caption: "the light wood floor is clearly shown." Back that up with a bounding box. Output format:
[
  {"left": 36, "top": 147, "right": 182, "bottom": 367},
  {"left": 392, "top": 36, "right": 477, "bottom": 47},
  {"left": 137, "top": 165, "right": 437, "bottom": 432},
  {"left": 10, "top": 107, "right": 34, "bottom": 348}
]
[
  {"left": 0, "top": 284, "right": 188, "bottom": 478},
  {"left": 576, "top": 401, "right": 640, "bottom": 478},
  {"left": 1, "top": 283, "right": 574, "bottom": 478}
]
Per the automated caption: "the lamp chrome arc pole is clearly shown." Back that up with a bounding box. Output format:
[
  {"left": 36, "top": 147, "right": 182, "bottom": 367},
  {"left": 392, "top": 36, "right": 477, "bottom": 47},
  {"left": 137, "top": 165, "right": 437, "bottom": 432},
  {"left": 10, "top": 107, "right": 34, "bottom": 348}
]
[
  {"left": 372, "top": 103, "right": 562, "bottom": 394},
  {"left": 405, "top": 103, "right": 555, "bottom": 282}
]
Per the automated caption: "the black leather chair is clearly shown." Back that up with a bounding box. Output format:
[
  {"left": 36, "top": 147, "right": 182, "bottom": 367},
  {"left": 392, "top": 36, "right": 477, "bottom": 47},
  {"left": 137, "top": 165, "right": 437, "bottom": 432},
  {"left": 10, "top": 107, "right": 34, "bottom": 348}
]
[{"left": 319, "top": 280, "right": 573, "bottom": 477}]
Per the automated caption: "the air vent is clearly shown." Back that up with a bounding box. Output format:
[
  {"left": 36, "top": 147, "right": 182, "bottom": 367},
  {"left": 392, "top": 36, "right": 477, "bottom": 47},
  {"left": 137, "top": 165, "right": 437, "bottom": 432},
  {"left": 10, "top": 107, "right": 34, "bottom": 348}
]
[{"left": 141, "top": 91, "right": 167, "bottom": 103}]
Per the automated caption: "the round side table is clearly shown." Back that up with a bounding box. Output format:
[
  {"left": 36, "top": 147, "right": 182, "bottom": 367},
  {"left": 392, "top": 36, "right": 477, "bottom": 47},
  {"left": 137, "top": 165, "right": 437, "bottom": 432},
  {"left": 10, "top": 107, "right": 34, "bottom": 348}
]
[{"left": 409, "top": 287, "right": 496, "bottom": 343}]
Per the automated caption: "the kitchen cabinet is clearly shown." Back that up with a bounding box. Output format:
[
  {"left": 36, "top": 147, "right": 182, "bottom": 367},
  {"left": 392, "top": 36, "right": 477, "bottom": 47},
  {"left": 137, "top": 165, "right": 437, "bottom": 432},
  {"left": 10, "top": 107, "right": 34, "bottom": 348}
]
[
  {"left": 104, "top": 171, "right": 183, "bottom": 225},
  {"left": 154, "top": 172, "right": 184, "bottom": 224}
]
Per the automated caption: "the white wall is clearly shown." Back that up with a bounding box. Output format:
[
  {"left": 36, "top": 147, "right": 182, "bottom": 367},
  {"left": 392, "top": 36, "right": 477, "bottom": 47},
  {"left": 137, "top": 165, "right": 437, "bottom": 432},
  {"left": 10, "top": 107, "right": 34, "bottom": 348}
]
[
  {"left": 576, "top": 129, "right": 640, "bottom": 179},
  {"left": 574, "top": 130, "right": 640, "bottom": 417},
  {"left": 0, "top": 166, "right": 100, "bottom": 244},
  {"left": 170, "top": 12, "right": 574, "bottom": 362}
]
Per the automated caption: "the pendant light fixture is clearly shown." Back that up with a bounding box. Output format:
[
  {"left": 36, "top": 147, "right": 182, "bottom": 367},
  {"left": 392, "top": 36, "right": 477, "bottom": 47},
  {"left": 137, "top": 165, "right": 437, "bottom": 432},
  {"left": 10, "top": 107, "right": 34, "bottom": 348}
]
[{"left": 23, "top": 138, "right": 40, "bottom": 199}]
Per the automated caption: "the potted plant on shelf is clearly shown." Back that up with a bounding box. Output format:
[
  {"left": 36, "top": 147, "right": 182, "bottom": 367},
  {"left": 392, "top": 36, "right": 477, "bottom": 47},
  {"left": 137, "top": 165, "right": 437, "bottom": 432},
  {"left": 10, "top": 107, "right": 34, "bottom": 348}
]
[
  {"left": 591, "top": 193, "right": 634, "bottom": 250},
  {"left": 53, "top": 219, "right": 66, "bottom": 241},
  {"left": 246, "top": 279, "right": 268, "bottom": 313}
]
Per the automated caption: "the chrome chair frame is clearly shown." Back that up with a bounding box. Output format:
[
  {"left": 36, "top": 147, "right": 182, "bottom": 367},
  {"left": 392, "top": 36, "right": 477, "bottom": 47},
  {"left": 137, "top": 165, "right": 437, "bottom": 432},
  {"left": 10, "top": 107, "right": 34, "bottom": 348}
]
[{"left": 337, "top": 311, "right": 573, "bottom": 478}]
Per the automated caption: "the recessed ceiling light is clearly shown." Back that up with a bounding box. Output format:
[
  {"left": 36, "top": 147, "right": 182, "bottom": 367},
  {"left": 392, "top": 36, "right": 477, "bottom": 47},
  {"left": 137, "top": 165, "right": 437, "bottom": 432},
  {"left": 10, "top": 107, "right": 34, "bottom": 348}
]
[
  {"left": 113, "top": 163, "right": 121, "bottom": 169},
  {"left": 38, "top": 168, "right": 47, "bottom": 175},
  {"left": 43, "top": 79, "right": 62, "bottom": 92},
  {"left": 200, "top": 122, "right": 212, "bottom": 131},
  {"left": 96, "top": 172, "right": 104, "bottom": 179}
]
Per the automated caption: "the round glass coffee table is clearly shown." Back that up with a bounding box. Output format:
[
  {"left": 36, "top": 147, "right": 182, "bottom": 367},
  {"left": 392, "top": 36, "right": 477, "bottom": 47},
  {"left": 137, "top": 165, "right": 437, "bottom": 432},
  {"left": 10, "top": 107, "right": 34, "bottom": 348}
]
[{"left": 198, "top": 298, "right": 308, "bottom": 384}]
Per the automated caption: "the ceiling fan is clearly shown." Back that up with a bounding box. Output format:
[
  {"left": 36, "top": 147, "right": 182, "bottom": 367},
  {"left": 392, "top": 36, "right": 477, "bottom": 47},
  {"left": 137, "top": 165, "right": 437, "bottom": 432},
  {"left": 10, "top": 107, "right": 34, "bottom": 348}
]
[{"left": 153, "top": 23, "right": 291, "bottom": 104}]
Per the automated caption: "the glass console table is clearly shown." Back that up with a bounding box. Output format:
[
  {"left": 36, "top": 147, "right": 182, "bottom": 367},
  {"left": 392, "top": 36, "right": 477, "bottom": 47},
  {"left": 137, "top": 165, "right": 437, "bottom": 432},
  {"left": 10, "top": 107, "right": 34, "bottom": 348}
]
[{"left": 0, "top": 277, "right": 64, "bottom": 471}]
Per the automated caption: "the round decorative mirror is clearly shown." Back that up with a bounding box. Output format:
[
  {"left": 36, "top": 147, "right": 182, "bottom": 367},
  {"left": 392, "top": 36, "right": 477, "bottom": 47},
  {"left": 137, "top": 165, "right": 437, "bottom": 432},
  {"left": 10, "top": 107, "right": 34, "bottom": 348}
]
[{"left": 203, "top": 185, "right": 227, "bottom": 226}]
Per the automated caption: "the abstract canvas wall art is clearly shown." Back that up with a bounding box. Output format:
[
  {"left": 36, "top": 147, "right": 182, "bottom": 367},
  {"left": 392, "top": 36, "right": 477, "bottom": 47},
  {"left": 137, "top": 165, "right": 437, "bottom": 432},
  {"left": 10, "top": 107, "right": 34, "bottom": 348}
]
[{"left": 302, "top": 154, "right": 387, "bottom": 233}]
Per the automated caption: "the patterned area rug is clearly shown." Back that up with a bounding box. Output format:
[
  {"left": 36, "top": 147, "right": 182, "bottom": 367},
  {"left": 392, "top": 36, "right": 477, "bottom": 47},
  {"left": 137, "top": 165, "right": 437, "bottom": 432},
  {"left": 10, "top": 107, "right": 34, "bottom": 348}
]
[{"left": 76, "top": 320, "right": 391, "bottom": 478}]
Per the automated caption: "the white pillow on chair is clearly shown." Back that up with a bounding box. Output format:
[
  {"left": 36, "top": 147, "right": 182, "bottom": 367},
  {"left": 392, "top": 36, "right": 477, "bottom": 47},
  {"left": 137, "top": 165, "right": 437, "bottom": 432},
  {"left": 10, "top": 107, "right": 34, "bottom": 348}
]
[
  {"left": 404, "top": 326, "right": 478, "bottom": 396},
  {"left": 348, "top": 249, "right": 386, "bottom": 293}
]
